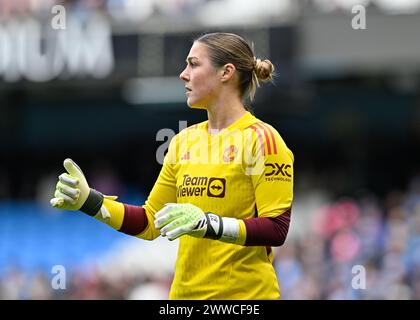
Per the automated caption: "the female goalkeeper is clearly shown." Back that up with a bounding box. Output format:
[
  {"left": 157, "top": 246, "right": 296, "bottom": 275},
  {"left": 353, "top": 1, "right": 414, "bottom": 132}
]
[{"left": 50, "top": 32, "right": 294, "bottom": 300}]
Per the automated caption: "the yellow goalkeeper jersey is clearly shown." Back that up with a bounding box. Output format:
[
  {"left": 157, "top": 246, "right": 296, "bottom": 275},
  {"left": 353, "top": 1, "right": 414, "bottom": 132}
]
[{"left": 140, "top": 111, "right": 294, "bottom": 299}]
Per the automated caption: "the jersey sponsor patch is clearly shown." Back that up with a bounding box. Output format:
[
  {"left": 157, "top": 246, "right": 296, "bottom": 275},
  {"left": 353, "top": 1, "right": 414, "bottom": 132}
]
[
  {"left": 177, "top": 174, "right": 226, "bottom": 198},
  {"left": 264, "top": 162, "right": 292, "bottom": 182}
]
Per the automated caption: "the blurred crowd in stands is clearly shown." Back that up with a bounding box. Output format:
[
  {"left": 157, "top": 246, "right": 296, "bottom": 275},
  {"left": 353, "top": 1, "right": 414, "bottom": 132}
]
[
  {"left": 0, "top": 0, "right": 219, "bottom": 20},
  {"left": 1, "top": 174, "right": 419, "bottom": 300},
  {"left": 275, "top": 176, "right": 420, "bottom": 299},
  {"left": 0, "top": 0, "right": 296, "bottom": 32},
  {"left": 0, "top": 266, "right": 172, "bottom": 299},
  {"left": 2, "top": 0, "right": 420, "bottom": 22}
]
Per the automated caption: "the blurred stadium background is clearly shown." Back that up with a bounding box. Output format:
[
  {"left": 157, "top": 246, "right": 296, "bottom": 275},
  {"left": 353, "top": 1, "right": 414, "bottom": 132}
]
[{"left": 1, "top": 0, "right": 420, "bottom": 299}]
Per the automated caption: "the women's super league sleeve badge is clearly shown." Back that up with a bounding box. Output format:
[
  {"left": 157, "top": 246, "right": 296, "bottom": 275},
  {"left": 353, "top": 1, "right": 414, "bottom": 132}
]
[{"left": 223, "top": 145, "right": 238, "bottom": 163}]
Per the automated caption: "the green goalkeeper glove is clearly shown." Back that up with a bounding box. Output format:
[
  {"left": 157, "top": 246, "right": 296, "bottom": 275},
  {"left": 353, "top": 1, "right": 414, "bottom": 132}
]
[
  {"left": 50, "top": 158, "right": 114, "bottom": 220},
  {"left": 154, "top": 203, "right": 239, "bottom": 242}
]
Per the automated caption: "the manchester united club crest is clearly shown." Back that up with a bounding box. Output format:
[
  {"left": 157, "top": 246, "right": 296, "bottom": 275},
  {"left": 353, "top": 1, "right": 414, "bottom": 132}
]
[{"left": 223, "top": 145, "right": 238, "bottom": 163}]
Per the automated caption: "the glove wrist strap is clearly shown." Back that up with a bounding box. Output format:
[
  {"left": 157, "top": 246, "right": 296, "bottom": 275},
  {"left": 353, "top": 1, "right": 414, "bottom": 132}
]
[
  {"left": 204, "top": 213, "right": 239, "bottom": 243},
  {"left": 204, "top": 213, "right": 224, "bottom": 240},
  {"left": 80, "top": 188, "right": 104, "bottom": 216}
]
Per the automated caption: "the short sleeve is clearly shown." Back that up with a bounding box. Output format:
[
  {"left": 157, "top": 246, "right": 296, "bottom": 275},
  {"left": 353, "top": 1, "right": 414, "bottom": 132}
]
[{"left": 246, "top": 123, "right": 294, "bottom": 218}]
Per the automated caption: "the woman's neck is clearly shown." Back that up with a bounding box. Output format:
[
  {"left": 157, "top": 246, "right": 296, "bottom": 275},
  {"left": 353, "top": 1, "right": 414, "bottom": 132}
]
[{"left": 206, "top": 98, "right": 246, "bottom": 132}]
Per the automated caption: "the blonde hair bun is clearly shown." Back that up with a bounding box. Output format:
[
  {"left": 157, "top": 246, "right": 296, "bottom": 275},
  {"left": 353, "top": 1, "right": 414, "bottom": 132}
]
[{"left": 255, "top": 58, "right": 275, "bottom": 82}]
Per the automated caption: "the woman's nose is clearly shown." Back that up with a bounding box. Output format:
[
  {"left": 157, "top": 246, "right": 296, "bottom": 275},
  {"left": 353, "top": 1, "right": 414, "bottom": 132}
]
[{"left": 179, "top": 67, "right": 189, "bottom": 81}]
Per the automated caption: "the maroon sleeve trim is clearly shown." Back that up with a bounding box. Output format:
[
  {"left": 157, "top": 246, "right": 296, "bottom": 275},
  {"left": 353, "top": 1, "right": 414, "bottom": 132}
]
[
  {"left": 243, "top": 209, "right": 291, "bottom": 246},
  {"left": 118, "top": 204, "right": 148, "bottom": 236}
]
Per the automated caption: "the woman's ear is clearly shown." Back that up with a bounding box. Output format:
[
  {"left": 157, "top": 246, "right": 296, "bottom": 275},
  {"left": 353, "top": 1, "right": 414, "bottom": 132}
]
[{"left": 220, "top": 63, "right": 236, "bottom": 82}]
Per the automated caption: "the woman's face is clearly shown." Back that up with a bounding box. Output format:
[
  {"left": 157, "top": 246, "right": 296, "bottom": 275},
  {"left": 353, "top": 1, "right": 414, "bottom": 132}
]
[{"left": 179, "top": 41, "right": 222, "bottom": 109}]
